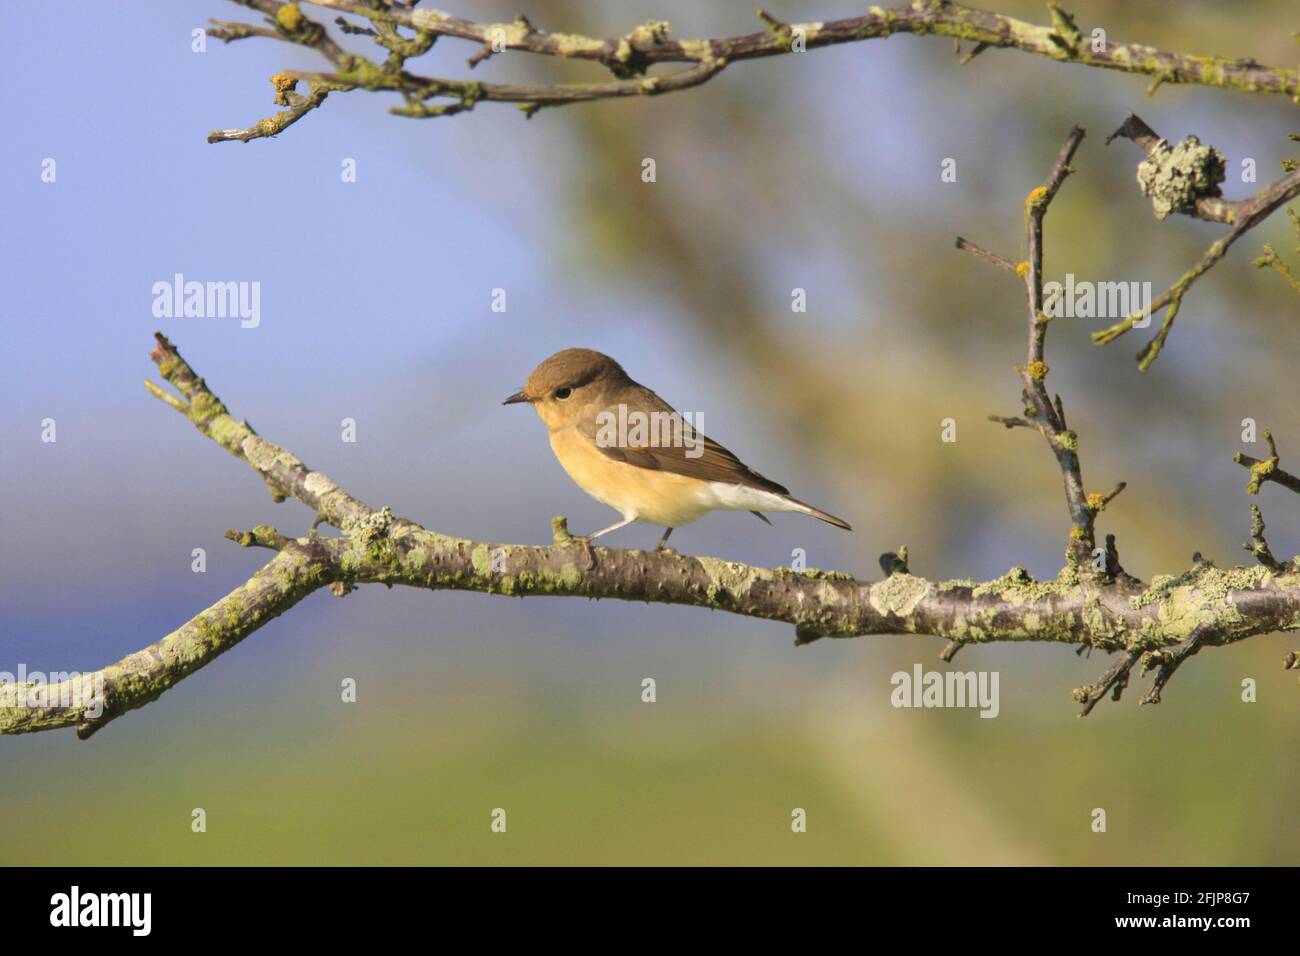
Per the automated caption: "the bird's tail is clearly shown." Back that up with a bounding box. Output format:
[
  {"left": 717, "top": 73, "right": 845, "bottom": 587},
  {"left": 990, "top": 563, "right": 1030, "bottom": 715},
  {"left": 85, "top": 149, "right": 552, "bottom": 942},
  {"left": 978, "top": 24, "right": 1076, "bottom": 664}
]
[{"left": 783, "top": 496, "right": 852, "bottom": 531}]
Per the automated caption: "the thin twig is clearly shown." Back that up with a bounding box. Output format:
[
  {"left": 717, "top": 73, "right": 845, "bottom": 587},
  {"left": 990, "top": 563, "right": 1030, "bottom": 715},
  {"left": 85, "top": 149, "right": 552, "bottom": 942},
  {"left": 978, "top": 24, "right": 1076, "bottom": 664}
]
[
  {"left": 955, "top": 236, "right": 1018, "bottom": 273},
  {"left": 1075, "top": 648, "right": 1141, "bottom": 717},
  {"left": 1235, "top": 430, "right": 1300, "bottom": 496},
  {"left": 1093, "top": 115, "right": 1300, "bottom": 367}
]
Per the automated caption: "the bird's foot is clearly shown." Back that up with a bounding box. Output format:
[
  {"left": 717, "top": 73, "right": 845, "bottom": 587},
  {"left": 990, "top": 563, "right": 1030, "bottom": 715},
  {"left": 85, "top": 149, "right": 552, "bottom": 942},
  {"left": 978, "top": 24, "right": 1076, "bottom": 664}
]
[
  {"left": 571, "top": 533, "right": 596, "bottom": 569},
  {"left": 551, "top": 517, "right": 595, "bottom": 568}
]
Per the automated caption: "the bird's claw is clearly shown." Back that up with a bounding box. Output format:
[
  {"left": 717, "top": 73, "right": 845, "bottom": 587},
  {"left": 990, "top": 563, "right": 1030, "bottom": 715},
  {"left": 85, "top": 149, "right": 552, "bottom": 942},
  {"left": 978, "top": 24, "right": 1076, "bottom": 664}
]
[{"left": 571, "top": 533, "right": 596, "bottom": 569}]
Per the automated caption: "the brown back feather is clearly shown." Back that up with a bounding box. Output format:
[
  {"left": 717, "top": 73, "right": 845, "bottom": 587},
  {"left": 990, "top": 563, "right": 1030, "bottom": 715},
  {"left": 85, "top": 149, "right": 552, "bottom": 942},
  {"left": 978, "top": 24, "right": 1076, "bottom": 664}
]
[{"left": 579, "top": 383, "right": 790, "bottom": 496}]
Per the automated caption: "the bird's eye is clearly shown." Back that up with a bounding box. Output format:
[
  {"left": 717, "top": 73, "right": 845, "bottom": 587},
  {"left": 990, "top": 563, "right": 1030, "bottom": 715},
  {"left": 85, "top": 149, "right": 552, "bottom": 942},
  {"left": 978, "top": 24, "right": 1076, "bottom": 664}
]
[{"left": 554, "top": 387, "right": 572, "bottom": 400}]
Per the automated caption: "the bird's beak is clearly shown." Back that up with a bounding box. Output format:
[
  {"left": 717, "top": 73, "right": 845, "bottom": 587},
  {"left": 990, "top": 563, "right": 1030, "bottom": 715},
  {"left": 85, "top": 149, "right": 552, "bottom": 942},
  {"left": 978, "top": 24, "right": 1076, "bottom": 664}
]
[{"left": 502, "top": 390, "right": 533, "bottom": 406}]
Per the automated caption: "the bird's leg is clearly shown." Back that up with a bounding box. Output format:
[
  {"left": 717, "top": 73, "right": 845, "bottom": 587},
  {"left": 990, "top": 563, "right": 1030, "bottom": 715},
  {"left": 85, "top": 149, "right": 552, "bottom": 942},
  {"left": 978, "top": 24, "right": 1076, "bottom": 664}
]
[
  {"left": 655, "top": 527, "right": 675, "bottom": 553},
  {"left": 579, "top": 515, "right": 636, "bottom": 544},
  {"left": 573, "top": 515, "right": 635, "bottom": 568}
]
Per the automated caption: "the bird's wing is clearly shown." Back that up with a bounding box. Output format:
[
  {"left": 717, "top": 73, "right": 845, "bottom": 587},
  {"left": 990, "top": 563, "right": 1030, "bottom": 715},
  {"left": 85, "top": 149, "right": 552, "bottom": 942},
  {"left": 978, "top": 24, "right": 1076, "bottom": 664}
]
[{"left": 578, "top": 384, "right": 790, "bottom": 496}]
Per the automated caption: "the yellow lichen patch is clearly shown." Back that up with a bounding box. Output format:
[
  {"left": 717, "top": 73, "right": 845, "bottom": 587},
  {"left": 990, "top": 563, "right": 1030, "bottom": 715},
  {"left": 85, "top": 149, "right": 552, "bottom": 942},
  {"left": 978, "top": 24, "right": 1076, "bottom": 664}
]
[
  {"left": 1086, "top": 492, "right": 1107, "bottom": 511},
  {"left": 1153, "top": 588, "right": 1211, "bottom": 641},
  {"left": 481, "top": 21, "right": 532, "bottom": 48},
  {"left": 1015, "top": 260, "right": 1030, "bottom": 277},
  {"left": 1246, "top": 457, "right": 1276, "bottom": 494},
  {"left": 971, "top": 566, "right": 1069, "bottom": 605},
  {"left": 276, "top": 3, "right": 304, "bottom": 33},
  {"left": 271, "top": 72, "right": 298, "bottom": 106},
  {"left": 1025, "top": 360, "right": 1049, "bottom": 380},
  {"left": 678, "top": 39, "right": 714, "bottom": 60},
  {"left": 627, "top": 19, "right": 671, "bottom": 44},
  {"left": 1025, "top": 186, "right": 1048, "bottom": 208},
  {"left": 344, "top": 506, "right": 395, "bottom": 543},
  {"left": 938, "top": 578, "right": 977, "bottom": 592},
  {"left": 540, "top": 31, "right": 607, "bottom": 57},
  {"left": 1200, "top": 564, "right": 1271, "bottom": 602},
  {"left": 1127, "top": 564, "right": 1278, "bottom": 642}
]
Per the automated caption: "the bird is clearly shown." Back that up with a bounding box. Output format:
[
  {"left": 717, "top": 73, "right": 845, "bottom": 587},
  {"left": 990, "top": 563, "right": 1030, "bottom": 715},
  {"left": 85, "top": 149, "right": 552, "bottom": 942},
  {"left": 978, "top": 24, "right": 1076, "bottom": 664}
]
[{"left": 503, "top": 348, "right": 851, "bottom": 551}]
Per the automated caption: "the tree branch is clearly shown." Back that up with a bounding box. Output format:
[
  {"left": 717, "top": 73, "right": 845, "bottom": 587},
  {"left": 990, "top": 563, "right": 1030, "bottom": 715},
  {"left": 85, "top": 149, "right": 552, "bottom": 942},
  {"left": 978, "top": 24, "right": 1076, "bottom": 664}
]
[
  {"left": 2, "top": 329, "right": 1296, "bottom": 738},
  {"left": 1235, "top": 429, "right": 1300, "bottom": 496},
  {"left": 954, "top": 126, "right": 1298, "bottom": 704},
  {"left": 959, "top": 126, "right": 1126, "bottom": 572},
  {"left": 1092, "top": 115, "right": 1300, "bottom": 368},
  {"left": 205, "top": 1, "right": 1300, "bottom": 141},
  {"left": 1243, "top": 504, "right": 1283, "bottom": 573}
]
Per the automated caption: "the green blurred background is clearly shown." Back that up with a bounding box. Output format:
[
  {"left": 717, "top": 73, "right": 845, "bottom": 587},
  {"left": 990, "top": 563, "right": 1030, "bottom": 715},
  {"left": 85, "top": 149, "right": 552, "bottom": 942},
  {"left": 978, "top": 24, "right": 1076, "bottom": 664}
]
[{"left": 1, "top": 0, "right": 1296, "bottom": 864}]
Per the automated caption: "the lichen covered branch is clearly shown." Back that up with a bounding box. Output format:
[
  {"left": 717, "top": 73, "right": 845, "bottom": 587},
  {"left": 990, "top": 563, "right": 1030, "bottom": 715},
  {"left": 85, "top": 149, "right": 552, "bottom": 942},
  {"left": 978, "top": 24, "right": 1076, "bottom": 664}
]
[
  {"left": 959, "top": 127, "right": 1124, "bottom": 572},
  {"left": 146, "top": 332, "right": 376, "bottom": 528},
  {"left": 2, "top": 335, "right": 1296, "bottom": 738},
  {"left": 205, "top": 1, "right": 1300, "bottom": 142},
  {"left": 1235, "top": 430, "right": 1300, "bottom": 497},
  {"left": 1234, "top": 430, "right": 1300, "bottom": 582},
  {"left": 952, "top": 127, "right": 1300, "bottom": 705},
  {"left": 1092, "top": 115, "right": 1300, "bottom": 368},
  {"left": 1253, "top": 204, "right": 1300, "bottom": 294}
]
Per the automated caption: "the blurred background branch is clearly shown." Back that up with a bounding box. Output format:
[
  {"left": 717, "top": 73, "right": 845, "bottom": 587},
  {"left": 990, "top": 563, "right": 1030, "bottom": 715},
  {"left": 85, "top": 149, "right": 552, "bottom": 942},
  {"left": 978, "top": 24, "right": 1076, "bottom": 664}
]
[{"left": 205, "top": 0, "right": 1300, "bottom": 142}]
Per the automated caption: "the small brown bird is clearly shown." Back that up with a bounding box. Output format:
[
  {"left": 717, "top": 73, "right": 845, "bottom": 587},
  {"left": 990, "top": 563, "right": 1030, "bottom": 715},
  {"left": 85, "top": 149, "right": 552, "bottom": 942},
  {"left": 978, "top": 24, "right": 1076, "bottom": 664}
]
[{"left": 504, "top": 349, "right": 851, "bottom": 550}]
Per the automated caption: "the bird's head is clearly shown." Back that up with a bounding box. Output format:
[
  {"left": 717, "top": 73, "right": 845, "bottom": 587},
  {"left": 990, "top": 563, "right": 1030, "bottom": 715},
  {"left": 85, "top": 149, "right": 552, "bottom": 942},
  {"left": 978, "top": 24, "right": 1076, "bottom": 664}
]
[{"left": 503, "top": 348, "right": 628, "bottom": 430}]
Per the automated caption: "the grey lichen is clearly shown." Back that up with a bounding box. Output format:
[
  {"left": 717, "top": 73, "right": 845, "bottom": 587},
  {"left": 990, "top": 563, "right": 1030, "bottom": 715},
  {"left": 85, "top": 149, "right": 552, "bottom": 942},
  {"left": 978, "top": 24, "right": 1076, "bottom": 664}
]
[
  {"left": 972, "top": 566, "right": 1070, "bottom": 604},
  {"left": 696, "top": 556, "right": 758, "bottom": 603},
  {"left": 869, "top": 573, "right": 930, "bottom": 616},
  {"left": 344, "top": 505, "right": 395, "bottom": 542},
  {"left": 1136, "top": 135, "right": 1226, "bottom": 219}
]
